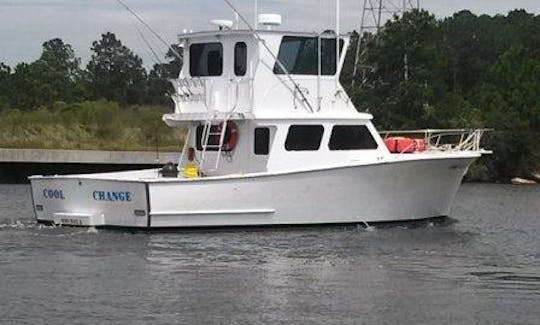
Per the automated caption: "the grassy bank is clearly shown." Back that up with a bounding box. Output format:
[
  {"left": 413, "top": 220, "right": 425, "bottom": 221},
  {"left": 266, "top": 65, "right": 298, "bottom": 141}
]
[{"left": 0, "top": 100, "right": 183, "bottom": 151}]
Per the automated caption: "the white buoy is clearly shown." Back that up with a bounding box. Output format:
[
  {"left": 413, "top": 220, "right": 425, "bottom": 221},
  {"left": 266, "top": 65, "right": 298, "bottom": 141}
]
[{"left": 511, "top": 177, "right": 537, "bottom": 185}]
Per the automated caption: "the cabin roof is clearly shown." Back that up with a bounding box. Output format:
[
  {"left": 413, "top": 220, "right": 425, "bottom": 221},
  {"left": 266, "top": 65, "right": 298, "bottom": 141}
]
[{"left": 178, "top": 29, "right": 351, "bottom": 41}]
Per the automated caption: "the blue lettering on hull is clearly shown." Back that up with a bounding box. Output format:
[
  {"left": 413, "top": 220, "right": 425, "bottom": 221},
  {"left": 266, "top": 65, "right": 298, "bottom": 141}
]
[
  {"left": 93, "top": 191, "right": 132, "bottom": 202},
  {"left": 43, "top": 189, "right": 66, "bottom": 200}
]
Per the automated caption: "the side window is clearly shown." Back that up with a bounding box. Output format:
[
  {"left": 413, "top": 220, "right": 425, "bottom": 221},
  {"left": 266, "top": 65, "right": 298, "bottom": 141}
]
[
  {"left": 254, "top": 128, "right": 270, "bottom": 155},
  {"left": 234, "top": 42, "right": 247, "bottom": 76},
  {"left": 329, "top": 125, "right": 378, "bottom": 150},
  {"left": 190, "top": 43, "right": 223, "bottom": 77},
  {"left": 285, "top": 125, "right": 324, "bottom": 151}
]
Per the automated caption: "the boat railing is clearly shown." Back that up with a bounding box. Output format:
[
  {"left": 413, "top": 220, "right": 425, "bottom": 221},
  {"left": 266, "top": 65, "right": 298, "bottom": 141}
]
[
  {"left": 170, "top": 77, "right": 206, "bottom": 104},
  {"left": 170, "top": 77, "right": 254, "bottom": 114},
  {"left": 380, "top": 129, "right": 492, "bottom": 153}
]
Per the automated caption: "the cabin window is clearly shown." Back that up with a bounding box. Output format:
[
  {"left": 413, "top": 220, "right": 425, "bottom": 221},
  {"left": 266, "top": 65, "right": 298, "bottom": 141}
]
[
  {"left": 234, "top": 42, "right": 247, "bottom": 76},
  {"left": 274, "top": 36, "right": 344, "bottom": 75},
  {"left": 285, "top": 125, "right": 324, "bottom": 151},
  {"left": 190, "top": 43, "right": 223, "bottom": 77},
  {"left": 254, "top": 127, "right": 270, "bottom": 155},
  {"left": 329, "top": 125, "right": 378, "bottom": 150}
]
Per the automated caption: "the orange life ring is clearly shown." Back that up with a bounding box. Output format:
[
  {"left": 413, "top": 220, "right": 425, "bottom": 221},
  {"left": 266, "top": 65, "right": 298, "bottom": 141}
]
[{"left": 217, "top": 121, "right": 238, "bottom": 151}]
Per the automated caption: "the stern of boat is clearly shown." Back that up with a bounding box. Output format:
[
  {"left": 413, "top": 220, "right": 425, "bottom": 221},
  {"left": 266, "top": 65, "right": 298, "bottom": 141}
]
[{"left": 29, "top": 176, "right": 150, "bottom": 228}]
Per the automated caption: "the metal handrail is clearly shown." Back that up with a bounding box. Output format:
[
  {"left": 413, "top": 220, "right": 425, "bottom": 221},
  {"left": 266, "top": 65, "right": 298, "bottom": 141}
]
[
  {"left": 172, "top": 77, "right": 253, "bottom": 111},
  {"left": 380, "top": 129, "right": 492, "bottom": 152}
]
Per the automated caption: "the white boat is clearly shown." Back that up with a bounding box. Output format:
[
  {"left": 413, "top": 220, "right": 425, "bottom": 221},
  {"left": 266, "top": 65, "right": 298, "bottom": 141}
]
[{"left": 29, "top": 14, "right": 491, "bottom": 228}]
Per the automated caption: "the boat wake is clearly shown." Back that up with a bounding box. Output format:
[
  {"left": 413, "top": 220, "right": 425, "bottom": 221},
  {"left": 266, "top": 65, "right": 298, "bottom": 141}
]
[
  {"left": 0, "top": 219, "right": 34, "bottom": 230},
  {"left": 0, "top": 218, "right": 103, "bottom": 239},
  {"left": 87, "top": 227, "right": 99, "bottom": 234}
]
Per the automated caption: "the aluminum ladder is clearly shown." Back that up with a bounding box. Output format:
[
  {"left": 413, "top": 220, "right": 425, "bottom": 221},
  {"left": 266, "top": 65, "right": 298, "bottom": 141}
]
[{"left": 199, "top": 114, "right": 230, "bottom": 172}]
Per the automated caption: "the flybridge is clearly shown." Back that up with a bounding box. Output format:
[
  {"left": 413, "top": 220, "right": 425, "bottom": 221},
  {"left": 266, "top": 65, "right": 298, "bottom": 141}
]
[{"left": 165, "top": 27, "right": 354, "bottom": 125}]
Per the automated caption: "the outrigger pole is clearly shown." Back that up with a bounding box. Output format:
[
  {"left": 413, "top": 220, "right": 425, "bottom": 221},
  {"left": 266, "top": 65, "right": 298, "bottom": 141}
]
[
  {"left": 336, "top": 0, "right": 340, "bottom": 92},
  {"left": 115, "top": 0, "right": 183, "bottom": 61}
]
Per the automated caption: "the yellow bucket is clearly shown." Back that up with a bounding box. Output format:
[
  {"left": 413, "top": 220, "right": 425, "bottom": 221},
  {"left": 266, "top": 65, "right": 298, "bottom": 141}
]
[{"left": 183, "top": 162, "right": 199, "bottom": 179}]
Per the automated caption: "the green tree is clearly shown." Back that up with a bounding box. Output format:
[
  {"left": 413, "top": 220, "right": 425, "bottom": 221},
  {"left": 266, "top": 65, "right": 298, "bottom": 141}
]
[
  {"left": 0, "top": 63, "right": 11, "bottom": 110},
  {"left": 0, "top": 39, "right": 84, "bottom": 110},
  {"left": 39, "top": 38, "right": 81, "bottom": 77},
  {"left": 0, "top": 62, "right": 9, "bottom": 79},
  {"left": 36, "top": 38, "right": 85, "bottom": 103},
  {"left": 479, "top": 45, "right": 540, "bottom": 178},
  {"left": 6, "top": 62, "right": 50, "bottom": 109},
  {"left": 164, "top": 44, "right": 183, "bottom": 79},
  {"left": 86, "top": 32, "right": 147, "bottom": 104},
  {"left": 147, "top": 63, "right": 173, "bottom": 105},
  {"left": 145, "top": 44, "right": 183, "bottom": 105},
  {"left": 352, "top": 9, "right": 441, "bottom": 129}
]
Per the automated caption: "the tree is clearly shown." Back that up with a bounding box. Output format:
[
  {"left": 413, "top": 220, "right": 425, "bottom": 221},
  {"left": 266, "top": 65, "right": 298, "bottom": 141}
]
[
  {"left": 36, "top": 38, "right": 85, "bottom": 103},
  {"left": 479, "top": 45, "right": 540, "bottom": 178},
  {"left": 146, "top": 44, "right": 183, "bottom": 105},
  {"left": 39, "top": 38, "right": 81, "bottom": 78},
  {"left": 147, "top": 63, "right": 173, "bottom": 105},
  {"left": 0, "top": 63, "right": 11, "bottom": 110},
  {"left": 0, "top": 39, "right": 84, "bottom": 110},
  {"left": 86, "top": 32, "right": 147, "bottom": 104},
  {"left": 351, "top": 10, "right": 441, "bottom": 129},
  {"left": 0, "top": 62, "right": 10, "bottom": 79},
  {"left": 5, "top": 62, "right": 49, "bottom": 109},
  {"left": 164, "top": 44, "right": 183, "bottom": 79}
]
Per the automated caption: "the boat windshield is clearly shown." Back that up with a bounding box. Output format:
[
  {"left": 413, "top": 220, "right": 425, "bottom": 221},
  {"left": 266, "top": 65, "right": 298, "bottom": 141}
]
[{"left": 274, "top": 36, "right": 344, "bottom": 76}]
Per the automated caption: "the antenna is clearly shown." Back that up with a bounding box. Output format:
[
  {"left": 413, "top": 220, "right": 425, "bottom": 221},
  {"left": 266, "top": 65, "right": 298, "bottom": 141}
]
[
  {"left": 351, "top": 0, "right": 420, "bottom": 86},
  {"left": 254, "top": 0, "right": 259, "bottom": 27},
  {"left": 115, "top": 0, "right": 182, "bottom": 61},
  {"left": 336, "top": 0, "right": 340, "bottom": 92}
]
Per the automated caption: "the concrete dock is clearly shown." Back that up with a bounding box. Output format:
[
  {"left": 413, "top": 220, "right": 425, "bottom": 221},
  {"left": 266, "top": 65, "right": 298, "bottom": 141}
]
[
  {"left": 0, "top": 148, "right": 178, "bottom": 183},
  {"left": 0, "top": 148, "right": 178, "bottom": 164}
]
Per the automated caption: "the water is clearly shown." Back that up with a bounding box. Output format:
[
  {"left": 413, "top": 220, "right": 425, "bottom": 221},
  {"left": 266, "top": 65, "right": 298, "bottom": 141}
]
[{"left": 0, "top": 184, "right": 539, "bottom": 324}]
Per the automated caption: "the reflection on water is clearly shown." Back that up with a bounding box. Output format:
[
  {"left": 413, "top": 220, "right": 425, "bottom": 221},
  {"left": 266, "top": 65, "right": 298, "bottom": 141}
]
[{"left": 0, "top": 184, "right": 539, "bottom": 324}]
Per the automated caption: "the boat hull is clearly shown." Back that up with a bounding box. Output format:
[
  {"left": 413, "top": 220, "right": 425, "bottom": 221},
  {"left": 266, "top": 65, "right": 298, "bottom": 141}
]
[{"left": 30, "top": 156, "right": 476, "bottom": 228}]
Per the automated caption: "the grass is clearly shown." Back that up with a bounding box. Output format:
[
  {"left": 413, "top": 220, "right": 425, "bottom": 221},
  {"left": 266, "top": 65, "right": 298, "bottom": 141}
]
[{"left": 0, "top": 100, "right": 185, "bottom": 151}]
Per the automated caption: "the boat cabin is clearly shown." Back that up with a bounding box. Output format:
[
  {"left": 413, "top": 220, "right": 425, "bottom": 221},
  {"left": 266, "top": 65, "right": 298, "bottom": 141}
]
[{"left": 162, "top": 23, "right": 388, "bottom": 177}]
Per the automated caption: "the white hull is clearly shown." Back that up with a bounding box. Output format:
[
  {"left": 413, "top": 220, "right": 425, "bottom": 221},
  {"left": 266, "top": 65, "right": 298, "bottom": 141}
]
[
  {"left": 30, "top": 155, "right": 477, "bottom": 228},
  {"left": 28, "top": 27, "right": 490, "bottom": 230}
]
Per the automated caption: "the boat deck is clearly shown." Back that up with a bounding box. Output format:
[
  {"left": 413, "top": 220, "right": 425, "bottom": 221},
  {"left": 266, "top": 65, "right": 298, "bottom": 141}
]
[{"left": 29, "top": 150, "right": 482, "bottom": 183}]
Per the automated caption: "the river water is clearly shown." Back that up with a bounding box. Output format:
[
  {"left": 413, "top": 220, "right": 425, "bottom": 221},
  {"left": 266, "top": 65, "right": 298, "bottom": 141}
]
[{"left": 0, "top": 184, "right": 539, "bottom": 324}]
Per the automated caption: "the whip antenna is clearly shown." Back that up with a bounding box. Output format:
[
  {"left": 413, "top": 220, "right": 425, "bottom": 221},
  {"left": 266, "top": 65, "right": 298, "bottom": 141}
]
[
  {"left": 115, "top": 0, "right": 182, "bottom": 61},
  {"left": 133, "top": 23, "right": 165, "bottom": 65}
]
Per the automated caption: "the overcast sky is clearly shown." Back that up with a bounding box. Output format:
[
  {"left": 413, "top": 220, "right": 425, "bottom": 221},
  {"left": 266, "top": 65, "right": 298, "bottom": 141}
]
[{"left": 1, "top": 0, "right": 539, "bottom": 69}]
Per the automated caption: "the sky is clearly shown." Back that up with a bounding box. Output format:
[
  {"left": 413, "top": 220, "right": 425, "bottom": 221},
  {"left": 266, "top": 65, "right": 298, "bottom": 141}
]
[{"left": 0, "top": 0, "right": 539, "bottom": 69}]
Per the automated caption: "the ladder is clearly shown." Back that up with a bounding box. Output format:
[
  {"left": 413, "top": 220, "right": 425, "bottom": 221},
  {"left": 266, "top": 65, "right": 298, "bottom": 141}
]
[
  {"left": 199, "top": 114, "right": 230, "bottom": 172},
  {"left": 198, "top": 79, "right": 239, "bottom": 173}
]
